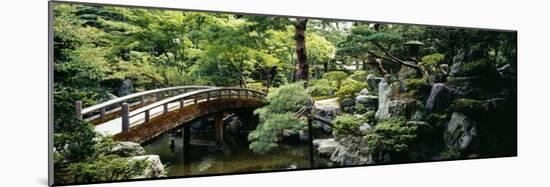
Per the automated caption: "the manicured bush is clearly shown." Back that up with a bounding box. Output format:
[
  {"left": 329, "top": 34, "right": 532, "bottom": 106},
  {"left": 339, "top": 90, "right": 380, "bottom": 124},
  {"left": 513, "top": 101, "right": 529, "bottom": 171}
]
[
  {"left": 307, "top": 79, "right": 335, "bottom": 97},
  {"left": 332, "top": 114, "right": 364, "bottom": 136},
  {"left": 336, "top": 78, "right": 368, "bottom": 100},
  {"left": 364, "top": 117, "right": 417, "bottom": 153},
  {"left": 349, "top": 70, "right": 369, "bottom": 82}
]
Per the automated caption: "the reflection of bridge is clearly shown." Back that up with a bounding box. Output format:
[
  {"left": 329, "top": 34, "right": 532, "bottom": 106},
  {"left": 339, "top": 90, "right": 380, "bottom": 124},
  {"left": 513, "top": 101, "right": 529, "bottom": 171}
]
[{"left": 75, "top": 86, "right": 266, "bottom": 144}]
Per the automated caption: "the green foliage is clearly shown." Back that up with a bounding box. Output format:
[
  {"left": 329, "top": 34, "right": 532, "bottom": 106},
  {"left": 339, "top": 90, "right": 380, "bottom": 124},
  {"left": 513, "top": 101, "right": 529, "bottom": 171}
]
[
  {"left": 322, "top": 71, "right": 348, "bottom": 88},
  {"left": 62, "top": 137, "right": 151, "bottom": 183},
  {"left": 461, "top": 59, "right": 492, "bottom": 76},
  {"left": 332, "top": 114, "right": 364, "bottom": 136},
  {"left": 336, "top": 78, "right": 367, "bottom": 100},
  {"left": 364, "top": 117, "right": 417, "bottom": 153},
  {"left": 404, "top": 78, "right": 428, "bottom": 95},
  {"left": 249, "top": 82, "right": 311, "bottom": 153},
  {"left": 247, "top": 82, "right": 266, "bottom": 92},
  {"left": 420, "top": 53, "right": 445, "bottom": 73},
  {"left": 363, "top": 111, "right": 376, "bottom": 123},
  {"left": 349, "top": 70, "right": 369, "bottom": 82},
  {"left": 306, "top": 79, "right": 335, "bottom": 97},
  {"left": 440, "top": 146, "right": 462, "bottom": 160}
]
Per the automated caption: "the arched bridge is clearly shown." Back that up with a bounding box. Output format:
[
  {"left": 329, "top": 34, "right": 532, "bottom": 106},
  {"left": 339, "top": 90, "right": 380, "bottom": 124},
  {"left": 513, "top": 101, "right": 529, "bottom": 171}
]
[{"left": 75, "top": 86, "right": 266, "bottom": 143}]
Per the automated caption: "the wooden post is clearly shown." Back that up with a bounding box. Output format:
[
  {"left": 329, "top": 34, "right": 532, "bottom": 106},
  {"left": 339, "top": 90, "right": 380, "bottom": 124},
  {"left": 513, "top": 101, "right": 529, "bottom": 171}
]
[
  {"left": 156, "top": 93, "right": 162, "bottom": 101},
  {"left": 121, "top": 103, "right": 130, "bottom": 133},
  {"left": 215, "top": 113, "right": 224, "bottom": 147},
  {"left": 218, "top": 90, "right": 222, "bottom": 99},
  {"left": 75, "top": 101, "right": 82, "bottom": 120},
  {"left": 140, "top": 95, "right": 145, "bottom": 105},
  {"left": 163, "top": 103, "right": 168, "bottom": 114},
  {"left": 144, "top": 110, "right": 150, "bottom": 123},
  {"left": 207, "top": 92, "right": 211, "bottom": 101},
  {"left": 179, "top": 99, "right": 184, "bottom": 108},
  {"left": 245, "top": 90, "right": 249, "bottom": 98},
  {"left": 100, "top": 107, "right": 106, "bottom": 120},
  {"left": 194, "top": 95, "right": 198, "bottom": 104}
]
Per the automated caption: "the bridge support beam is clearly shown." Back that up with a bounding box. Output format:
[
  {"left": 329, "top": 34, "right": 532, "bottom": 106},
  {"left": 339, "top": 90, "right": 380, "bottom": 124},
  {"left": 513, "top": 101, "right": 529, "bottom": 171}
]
[
  {"left": 183, "top": 125, "right": 191, "bottom": 148},
  {"left": 214, "top": 113, "right": 224, "bottom": 148}
]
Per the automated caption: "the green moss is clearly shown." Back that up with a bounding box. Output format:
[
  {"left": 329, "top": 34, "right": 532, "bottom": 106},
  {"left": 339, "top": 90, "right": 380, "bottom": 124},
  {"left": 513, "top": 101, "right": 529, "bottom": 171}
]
[{"left": 449, "top": 98, "right": 485, "bottom": 113}]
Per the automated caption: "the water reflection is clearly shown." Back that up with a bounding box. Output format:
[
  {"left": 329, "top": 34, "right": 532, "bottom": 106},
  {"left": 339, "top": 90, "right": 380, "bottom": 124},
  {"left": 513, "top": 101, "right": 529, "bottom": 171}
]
[{"left": 143, "top": 124, "right": 313, "bottom": 177}]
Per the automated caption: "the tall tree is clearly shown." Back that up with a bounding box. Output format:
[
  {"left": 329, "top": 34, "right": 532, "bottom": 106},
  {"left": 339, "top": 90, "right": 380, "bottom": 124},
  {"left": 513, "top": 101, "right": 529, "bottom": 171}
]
[{"left": 294, "top": 18, "right": 309, "bottom": 87}]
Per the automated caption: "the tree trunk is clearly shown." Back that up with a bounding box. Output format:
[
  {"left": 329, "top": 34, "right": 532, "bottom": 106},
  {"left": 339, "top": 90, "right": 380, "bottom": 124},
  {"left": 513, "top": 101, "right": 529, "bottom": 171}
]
[{"left": 294, "top": 18, "right": 309, "bottom": 88}]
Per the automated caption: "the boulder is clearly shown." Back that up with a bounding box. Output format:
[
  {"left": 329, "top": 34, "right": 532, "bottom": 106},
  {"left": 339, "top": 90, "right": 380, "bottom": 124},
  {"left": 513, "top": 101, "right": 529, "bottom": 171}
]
[
  {"left": 313, "top": 138, "right": 338, "bottom": 157},
  {"left": 444, "top": 112, "right": 478, "bottom": 151},
  {"left": 359, "top": 88, "right": 369, "bottom": 96},
  {"left": 375, "top": 79, "right": 392, "bottom": 120},
  {"left": 313, "top": 105, "right": 340, "bottom": 133},
  {"left": 130, "top": 155, "right": 166, "bottom": 179},
  {"left": 425, "top": 83, "right": 452, "bottom": 113},
  {"left": 367, "top": 75, "right": 384, "bottom": 94},
  {"left": 330, "top": 136, "right": 375, "bottom": 166},
  {"left": 340, "top": 98, "right": 355, "bottom": 113},
  {"left": 355, "top": 95, "right": 378, "bottom": 111},
  {"left": 118, "top": 78, "right": 134, "bottom": 96},
  {"left": 112, "top": 141, "right": 145, "bottom": 157}
]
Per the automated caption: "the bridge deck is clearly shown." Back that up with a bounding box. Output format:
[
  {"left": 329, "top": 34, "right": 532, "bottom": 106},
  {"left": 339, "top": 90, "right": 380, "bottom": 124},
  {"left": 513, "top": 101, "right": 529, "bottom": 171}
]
[{"left": 112, "top": 98, "right": 265, "bottom": 143}]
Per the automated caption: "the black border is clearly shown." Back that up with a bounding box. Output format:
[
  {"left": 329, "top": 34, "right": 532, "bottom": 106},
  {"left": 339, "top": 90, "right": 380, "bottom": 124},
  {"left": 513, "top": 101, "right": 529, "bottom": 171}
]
[{"left": 48, "top": 1, "right": 518, "bottom": 186}]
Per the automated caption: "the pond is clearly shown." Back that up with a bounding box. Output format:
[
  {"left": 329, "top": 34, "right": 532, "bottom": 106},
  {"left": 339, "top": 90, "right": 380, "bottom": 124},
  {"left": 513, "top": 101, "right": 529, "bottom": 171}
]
[{"left": 142, "top": 118, "right": 322, "bottom": 177}]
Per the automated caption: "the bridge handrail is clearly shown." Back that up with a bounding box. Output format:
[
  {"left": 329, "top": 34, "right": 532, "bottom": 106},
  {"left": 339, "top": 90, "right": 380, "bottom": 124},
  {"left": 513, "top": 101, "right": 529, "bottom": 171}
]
[
  {"left": 77, "top": 85, "right": 214, "bottom": 120},
  {"left": 119, "top": 87, "right": 266, "bottom": 132},
  {"left": 129, "top": 88, "right": 266, "bottom": 118}
]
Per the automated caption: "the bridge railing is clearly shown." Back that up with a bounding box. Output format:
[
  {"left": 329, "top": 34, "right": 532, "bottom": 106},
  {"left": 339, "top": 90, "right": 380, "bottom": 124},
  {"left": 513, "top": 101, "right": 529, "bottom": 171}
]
[
  {"left": 75, "top": 86, "right": 214, "bottom": 122},
  {"left": 119, "top": 88, "right": 266, "bottom": 133}
]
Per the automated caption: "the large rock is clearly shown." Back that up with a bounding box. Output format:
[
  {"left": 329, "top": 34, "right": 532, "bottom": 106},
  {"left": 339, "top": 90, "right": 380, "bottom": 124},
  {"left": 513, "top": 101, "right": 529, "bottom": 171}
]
[
  {"left": 313, "top": 105, "right": 340, "bottom": 133},
  {"left": 313, "top": 138, "right": 338, "bottom": 157},
  {"left": 367, "top": 75, "right": 384, "bottom": 94},
  {"left": 444, "top": 112, "right": 478, "bottom": 151},
  {"left": 340, "top": 98, "right": 355, "bottom": 113},
  {"left": 375, "top": 79, "right": 392, "bottom": 120},
  {"left": 330, "top": 136, "right": 375, "bottom": 166},
  {"left": 359, "top": 88, "right": 369, "bottom": 96},
  {"left": 355, "top": 95, "right": 378, "bottom": 111},
  {"left": 130, "top": 155, "right": 166, "bottom": 179},
  {"left": 377, "top": 99, "right": 417, "bottom": 121},
  {"left": 112, "top": 141, "right": 145, "bottom": 157},
  {"left": 425, "top": 83, "right": 452, "bottom": 113},
  {"left": 118, "top": 78, "right": 134, "bottom": 96}
]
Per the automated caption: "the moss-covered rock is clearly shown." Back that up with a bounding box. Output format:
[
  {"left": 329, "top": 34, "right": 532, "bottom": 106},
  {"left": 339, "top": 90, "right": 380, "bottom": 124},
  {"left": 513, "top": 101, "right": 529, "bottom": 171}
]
[{"left": 449, "top": 98, "right": 485, "bottom": 115}]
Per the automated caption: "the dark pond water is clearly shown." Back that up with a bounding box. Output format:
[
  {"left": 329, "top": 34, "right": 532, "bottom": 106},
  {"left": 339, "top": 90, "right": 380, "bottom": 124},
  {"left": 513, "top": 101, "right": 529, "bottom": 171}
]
[{"left": 142, "top": 120, "right": 318, "bottom": 177}]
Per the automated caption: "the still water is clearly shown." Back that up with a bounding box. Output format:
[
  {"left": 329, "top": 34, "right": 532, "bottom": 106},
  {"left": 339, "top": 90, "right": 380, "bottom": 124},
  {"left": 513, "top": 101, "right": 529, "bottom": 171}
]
[{"left": 143, "top": 127, "right": 314, "bottom": 177}]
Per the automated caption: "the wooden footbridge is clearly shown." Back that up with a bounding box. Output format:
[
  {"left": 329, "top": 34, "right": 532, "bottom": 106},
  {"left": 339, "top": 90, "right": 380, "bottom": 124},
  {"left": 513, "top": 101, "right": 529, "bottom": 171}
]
[{"left": 75, "top": 86, "right": 266, "bottom": 144}]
